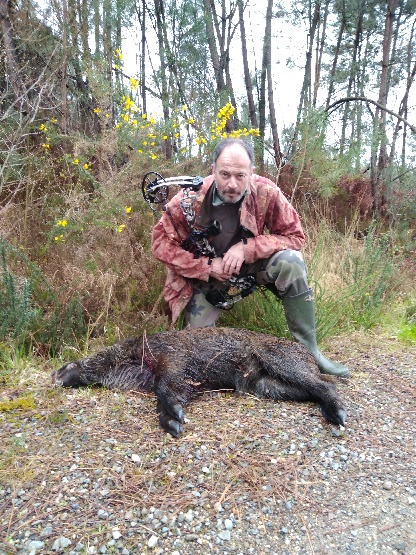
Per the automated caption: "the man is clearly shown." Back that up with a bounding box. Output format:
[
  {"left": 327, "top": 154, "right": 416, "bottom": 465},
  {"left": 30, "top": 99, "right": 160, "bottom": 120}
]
[{"left": 152, "top": 138, "right": 349, "bottom": 377}]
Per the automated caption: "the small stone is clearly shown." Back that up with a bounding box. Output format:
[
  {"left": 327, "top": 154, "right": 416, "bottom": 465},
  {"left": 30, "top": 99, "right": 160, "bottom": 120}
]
[
  {"left": 224, "top": 519, "right": 233, "bottom": 530},
  {"left": 408, "top": 496, "right": 415, "bottom": 505},
  {"left": 131, "top": 454, "right": 141, "bottom": 463},
  {"left": 40, "top": 526, "right": 53, "bottom": 537},
  {"left": 27, "top": 540, "right": 45, "bottom": 551},
  {"left": 52, "top": 537, "right": 72, "bottom": 551},
  {"left": 184, "top": 534, "right": 199, "bottom": 541},
  {"left": 184, "top": 509, "right": 194, "bottom": 522},
  {"left": 147, "top": 534, "right": 158, "bottom": 548},
  {"left": 97, "top": 510, "right": 109, "bottom": 519},
  {"left": 383, "top": 480, "right": 392, "bottom": 490},
  {"left": 218, "top": 530, "right": 231, "bottom": 541},
  {"left": 112, "top": 529, "right": 122, "bottom": 540}
]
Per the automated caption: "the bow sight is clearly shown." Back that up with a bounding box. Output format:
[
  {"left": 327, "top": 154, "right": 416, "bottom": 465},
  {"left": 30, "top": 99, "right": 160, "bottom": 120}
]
[{"left": 141, "top": 172, "right": 203, "bottom": 214}]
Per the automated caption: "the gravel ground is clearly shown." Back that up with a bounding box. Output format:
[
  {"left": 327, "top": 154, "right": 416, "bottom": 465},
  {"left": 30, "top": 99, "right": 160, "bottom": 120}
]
[{"left": 0, "top": 330, "right": 415, "bottom": 555}]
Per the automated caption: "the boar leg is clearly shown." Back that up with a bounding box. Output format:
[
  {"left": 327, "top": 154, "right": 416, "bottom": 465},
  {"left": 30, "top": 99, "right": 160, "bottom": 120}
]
[
  {"left": 249, "top": 375, "right": 346, "bottom": 426},
  {"left": 155, "top": 375, "right": 192, "bottom": 438}
]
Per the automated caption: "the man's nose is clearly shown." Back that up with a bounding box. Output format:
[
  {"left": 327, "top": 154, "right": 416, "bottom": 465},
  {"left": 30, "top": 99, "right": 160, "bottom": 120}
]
[{"left": 228, "top": 176, "right": 238, "bottom": 188}]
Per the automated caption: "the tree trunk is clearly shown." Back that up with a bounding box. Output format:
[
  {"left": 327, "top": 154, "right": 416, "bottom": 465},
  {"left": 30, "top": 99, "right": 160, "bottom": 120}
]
[
  {"left": 371, "top": 0, "right": 399, "bottom": 215},
  {"left": 61, "top": 0, "right": 68, "bottom": 136},
  {"left": 140, "top": 0, "right": 147, "bottom": 114},
  {"left": 389, "top": 21, "right": 415, "bottom": 166},
  {"left": 203, "top": 0, "right": 237, "bottom": 131},
  {"left": 258, "top": 0, "right": 271, "bottom": 170},
  {"left": 0, "top": 0, "right": 26, "bottom": 110},
  {"left": 79, "top": 0, "right": 90, "bottom": 59},
  {"left": 353, "top": 30, "right": 370, "bottom": 171},
  {"left": 103, "top": 0, "right": 113, "bottom": 84},
  {"left": 313, "top": 0, "right": 330, "bottom": 108},
  {"left": 340, "top": 8, "right": 363, "bottom": 155},
  {"left": 264, "top": 0, "right": 281, "bottom": 167},
  {"left": 154, "top": 0, "right": 172, "bottom": 159},
  {"left": 93, "top": 0, "right": 100, "bottom": 56},
  {"left": 296, "top": 0, "right": 321, "bottom": 122},
  {"left": 202, "top": 0, "right": 226, "bottom": 94},
  {"left": 237, "top": 0, "right": 257, "bottom": 128},
  {"left": 325, "top": 0, "right": 346, "bottom": 110}
]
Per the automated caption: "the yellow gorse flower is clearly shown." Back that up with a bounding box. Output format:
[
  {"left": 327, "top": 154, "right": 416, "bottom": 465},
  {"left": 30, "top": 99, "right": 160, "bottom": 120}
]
[
  {"left": 57, "top": 219, "right": 67, "bottom": 227},
  {"left": 122, "top": 96, "right": 136, "bottom": 112},
  {"left": 129, "top": 77, "right": 140, "bottom": 89},
  {"left": 125, "top": 206, "right": 132, "bottom": 214},
  {"left": 117, "top": 224, "right": 126, "bottom": 233}
]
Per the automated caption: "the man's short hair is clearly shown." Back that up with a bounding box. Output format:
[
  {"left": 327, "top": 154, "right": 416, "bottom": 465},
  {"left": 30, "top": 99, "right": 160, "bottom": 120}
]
[{"left": 212, "top": 138, "right": 255, "bottom": 168}]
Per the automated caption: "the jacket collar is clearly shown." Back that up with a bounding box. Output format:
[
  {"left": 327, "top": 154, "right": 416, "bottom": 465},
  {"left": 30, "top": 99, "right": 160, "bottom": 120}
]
[{"left": 193, "top": 175, "right": 258, "bottom": 236}]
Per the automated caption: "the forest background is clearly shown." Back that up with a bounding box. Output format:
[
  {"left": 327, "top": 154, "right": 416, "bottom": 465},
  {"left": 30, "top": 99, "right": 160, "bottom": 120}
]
[{"left": 0, "top": 0, "right": 415, "bottom": 363}]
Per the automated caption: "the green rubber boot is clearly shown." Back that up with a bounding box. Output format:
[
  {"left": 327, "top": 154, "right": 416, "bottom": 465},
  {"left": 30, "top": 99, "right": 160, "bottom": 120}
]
[{"left": 281, "top": 290, "right": 350, "bottom": 377}]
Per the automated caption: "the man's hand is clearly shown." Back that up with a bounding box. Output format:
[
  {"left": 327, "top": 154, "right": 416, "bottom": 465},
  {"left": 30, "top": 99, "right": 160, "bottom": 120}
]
[
  {"left": 209, "top": 257, "right": 233, "bottom": 281},
  {"left": 222, "top": 242, "right": 245, "bottom": 275}
]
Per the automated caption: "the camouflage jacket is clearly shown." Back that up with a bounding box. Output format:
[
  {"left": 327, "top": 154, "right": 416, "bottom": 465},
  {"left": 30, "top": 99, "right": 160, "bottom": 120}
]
[{"left": 151, "top": 174, "right": 305, "bottom": 323}]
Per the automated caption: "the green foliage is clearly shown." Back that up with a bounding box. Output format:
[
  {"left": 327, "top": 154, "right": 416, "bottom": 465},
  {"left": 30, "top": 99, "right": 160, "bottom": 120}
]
[
  {"left": 0, "top": 246, "right": 38, "bottom": 342},
  {"left": 397, "top": 302, "right": 416, "bottom": 343},
  {"left": 220, "top": 289, "right": 289, "bottom": 337},
  {"left": 284, "top": 110, "right": 354, "bottom": 198},
  {"left": 308, "top": 224, "right": 400, "bottom": 337},
  {"left": 0, "top": 239, "right": 87, "bottom": 356}
]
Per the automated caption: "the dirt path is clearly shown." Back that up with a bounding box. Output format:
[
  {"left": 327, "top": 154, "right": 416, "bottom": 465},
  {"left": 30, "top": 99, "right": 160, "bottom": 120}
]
[{"left": 0, "top": 331, "right": 415, "bottom": 555}]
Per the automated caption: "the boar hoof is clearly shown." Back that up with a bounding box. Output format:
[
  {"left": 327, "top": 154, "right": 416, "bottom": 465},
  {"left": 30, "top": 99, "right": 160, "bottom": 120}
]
[
  {"left": 166, "top": 420, "right": 183, "bottom": 438},
  {"left": 172, "top": 403, "right": 183, "bottom": 422},
  {"left": 321, "top": 406, "right": 346, "bottom": 426}
]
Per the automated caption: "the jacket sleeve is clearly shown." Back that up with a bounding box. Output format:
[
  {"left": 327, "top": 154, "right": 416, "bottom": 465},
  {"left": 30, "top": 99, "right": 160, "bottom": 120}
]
[
  {"left": 151, "top": 195, "right": 213, "bottom": 282},
  {"left": 242, "top": 179, "right": 305, "bottom": 264}
]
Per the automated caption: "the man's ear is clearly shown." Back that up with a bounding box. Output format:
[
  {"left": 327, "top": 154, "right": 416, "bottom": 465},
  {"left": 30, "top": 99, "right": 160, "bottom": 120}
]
[{"left": 211, "top": 163, "right": 215, "bottom": 175}]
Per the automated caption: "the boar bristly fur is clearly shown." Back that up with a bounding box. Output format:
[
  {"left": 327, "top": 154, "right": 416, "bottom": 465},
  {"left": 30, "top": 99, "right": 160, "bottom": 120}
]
[{"left": 52, "top": 327, "right": 346, "bottom": 437}]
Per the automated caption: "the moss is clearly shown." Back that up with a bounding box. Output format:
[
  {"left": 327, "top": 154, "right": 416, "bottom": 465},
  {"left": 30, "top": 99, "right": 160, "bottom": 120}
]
[{"left": 0, "top": 395, "right": 36, "bottom": 412}]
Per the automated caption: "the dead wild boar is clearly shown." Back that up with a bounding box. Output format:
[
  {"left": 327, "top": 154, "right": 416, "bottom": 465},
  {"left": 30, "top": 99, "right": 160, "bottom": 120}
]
[{"left": 52, "top": 327, "right": 346, "bottom": 437}]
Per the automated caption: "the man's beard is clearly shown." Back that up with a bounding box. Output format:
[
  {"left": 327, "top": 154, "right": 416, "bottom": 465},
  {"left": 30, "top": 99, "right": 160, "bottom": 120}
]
[{"left": 216, "top": 188, "right": 246, "bottom": 204}]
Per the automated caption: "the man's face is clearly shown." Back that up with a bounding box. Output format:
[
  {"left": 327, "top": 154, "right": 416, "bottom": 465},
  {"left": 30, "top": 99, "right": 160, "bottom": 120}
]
[{"left": 212, "top": 145, "right": 252, "bottom": 204}]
